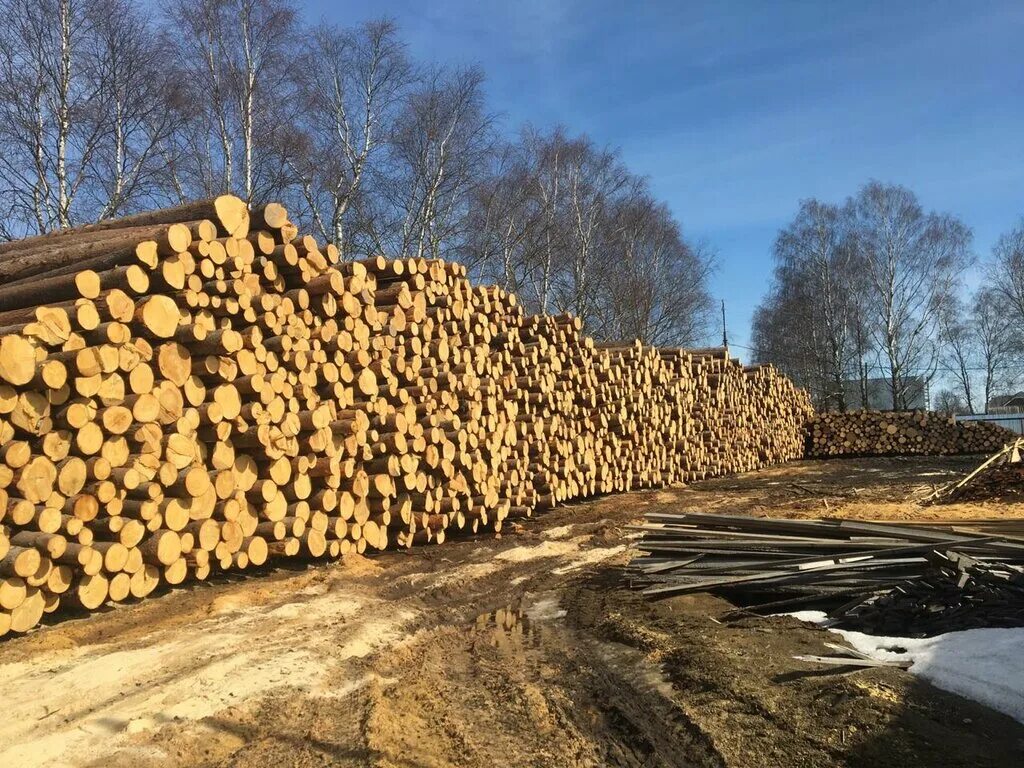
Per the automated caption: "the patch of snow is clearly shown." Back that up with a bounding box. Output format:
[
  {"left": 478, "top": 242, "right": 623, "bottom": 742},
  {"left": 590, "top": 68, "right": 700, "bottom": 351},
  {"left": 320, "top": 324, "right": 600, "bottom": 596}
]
[
  {"left": 783, "top": 611, "right": 1024, "bottom": 723},
  {"left": 786, "top": 610, "right": 829, "bottom": 624}
]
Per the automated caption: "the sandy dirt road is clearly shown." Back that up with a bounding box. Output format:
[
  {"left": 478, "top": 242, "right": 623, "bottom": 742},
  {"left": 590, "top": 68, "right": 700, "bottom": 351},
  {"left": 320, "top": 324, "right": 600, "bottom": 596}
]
[{"left": 3, "top": 456, "right": 1024, "bottom": 767}]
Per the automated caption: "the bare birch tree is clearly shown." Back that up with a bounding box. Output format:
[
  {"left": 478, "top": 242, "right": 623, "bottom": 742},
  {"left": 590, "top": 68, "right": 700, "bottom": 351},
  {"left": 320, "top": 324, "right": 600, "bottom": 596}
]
[
  {"left": 0, "top": 0, "right": 103, "bottom": 233},
  {"left": 86, "top": 0, "right": 183, "bottom": 217},
  {"left": 990, "top": 219, "right": 1024, "bottom": 333},
  {"left": 466, "top": 128, "right": 714, "bottom": 344},
  {"left": 554, "top": 136, "right": 629, "bottom": 320},
  {"left": 360, "top": 66, "right": 493, "bottom": 260},
  {"left": 228, "top": 0, "right": 297, "bottom": 203},
  {"left": 939, "top": 287, "right": 1020, "bottom": 413},
  {"left": 773, "top": 199, "right": 863, "bottom": 408},
  {"left": 164, "top": 0, "right": 296, "bottom": 202},
  {"left": 752, "top": 199, "right": 871, "bottom": 409},
  {"left": 464, "top": 141, "right": 539, "bottom": 290},
  {"left": 850, "top": 181, "right": 972, "bottom": 409},
  {"left": 290, "top": 20, "right": 410, "bottom": 254},
  {"left": 593, "top": 183, "right": 714, "bottom": 345},
  {"left": 525, "top": 128, "right": 565, "bottom": 314},
  {"left": 165, "top": 0, "right": 235, "bottom": 196},
  {"left": 755, "top": 183, "right": 973, "bottom": 411},
  {"left": 973, "top": 287, "right": 1020, "bottom": 410},
  {"left": 938, "top": 296, "right": 978, "bottom": 413}
]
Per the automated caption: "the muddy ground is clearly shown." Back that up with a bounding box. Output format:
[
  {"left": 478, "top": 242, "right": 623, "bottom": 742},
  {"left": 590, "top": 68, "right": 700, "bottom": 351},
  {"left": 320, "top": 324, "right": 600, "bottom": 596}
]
[{"left": 3, "top": 456, "right": 1024, "bottom": 767}]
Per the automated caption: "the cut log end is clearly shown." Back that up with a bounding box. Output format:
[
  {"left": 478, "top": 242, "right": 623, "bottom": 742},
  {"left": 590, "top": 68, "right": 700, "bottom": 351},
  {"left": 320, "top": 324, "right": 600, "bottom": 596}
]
[
  {"left": 214, "top": 195, "right": 251, "bottom": 238},
  {"left": 0, "top": 335, "right": 37, "bottom": 385}
]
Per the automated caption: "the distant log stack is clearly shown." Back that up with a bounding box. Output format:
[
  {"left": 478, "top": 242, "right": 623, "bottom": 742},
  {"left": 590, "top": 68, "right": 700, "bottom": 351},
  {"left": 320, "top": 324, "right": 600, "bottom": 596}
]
[
  {"left": 806, "top": 410, "right": 1014, "bottom": 457},
  {"left": 0, "top": 196, "right": 813, "bottom": 637}
]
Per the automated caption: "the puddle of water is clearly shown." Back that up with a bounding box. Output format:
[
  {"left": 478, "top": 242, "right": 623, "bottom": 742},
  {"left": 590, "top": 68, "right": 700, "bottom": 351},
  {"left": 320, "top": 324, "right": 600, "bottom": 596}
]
[
  {"left": 525, "top": 597, "right": 567, "bottom": 622},
  {"left": 468, "top": 592, "right": 573, "bottom": 670},
  {"left": 472, "top": 601, "right": 542, "bottom": 652}
]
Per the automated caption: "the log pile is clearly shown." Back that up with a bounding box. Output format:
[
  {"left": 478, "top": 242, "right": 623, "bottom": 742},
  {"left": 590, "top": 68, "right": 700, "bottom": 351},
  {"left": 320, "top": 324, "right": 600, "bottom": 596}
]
[
  {"left": 0, "top": 196, "right": 813, "bottom": 637},
  {"left": 806, "top": 410, "right": 1014, "bottom": 458}
]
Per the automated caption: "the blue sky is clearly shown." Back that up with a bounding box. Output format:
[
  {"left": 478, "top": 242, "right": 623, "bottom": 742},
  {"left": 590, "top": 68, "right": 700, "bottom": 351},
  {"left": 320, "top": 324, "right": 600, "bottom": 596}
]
[{"left": 304, "top": 0, "right": 1024, "bottom": 355}]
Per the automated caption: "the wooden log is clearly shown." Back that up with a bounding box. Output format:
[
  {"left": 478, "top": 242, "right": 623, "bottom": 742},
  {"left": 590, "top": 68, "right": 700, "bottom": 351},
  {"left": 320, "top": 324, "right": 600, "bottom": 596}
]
[
  {"left": 0, "top": 196, "right": 246, "bottom": 258},
  {"left": 0, "top": 335, "right": 37, "bottom": 385}
]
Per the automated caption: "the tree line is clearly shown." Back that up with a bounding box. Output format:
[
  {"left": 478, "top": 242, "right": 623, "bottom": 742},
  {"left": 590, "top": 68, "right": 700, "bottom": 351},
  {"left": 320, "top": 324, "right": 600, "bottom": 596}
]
[
  {"left": 0, "top": 0, "right": 715, "bottom": 347},
  {"left": 753, "top": 180, "right": 1024, "bottom": 413}
]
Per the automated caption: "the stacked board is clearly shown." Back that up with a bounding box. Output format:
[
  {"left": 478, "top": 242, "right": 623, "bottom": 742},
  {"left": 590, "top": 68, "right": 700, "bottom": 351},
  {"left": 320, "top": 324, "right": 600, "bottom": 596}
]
[
  {"left": 806, "top": 410, "right": 1013, "bottom": 458},
  {"left": 0, "top": 196, "right": 813, "bottom": 636},
  {"left": 630, "top": 511, "right": 1024, "bottom": 637}
]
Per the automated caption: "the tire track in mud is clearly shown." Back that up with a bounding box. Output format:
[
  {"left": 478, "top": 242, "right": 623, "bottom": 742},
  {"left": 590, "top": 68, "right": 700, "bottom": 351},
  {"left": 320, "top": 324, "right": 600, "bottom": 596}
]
[
  {"left": 1, "top": 521, "right": 641, "bottom": 767},
  {"left": 356, "top": 594, "right": 723, "bottom": 768}
]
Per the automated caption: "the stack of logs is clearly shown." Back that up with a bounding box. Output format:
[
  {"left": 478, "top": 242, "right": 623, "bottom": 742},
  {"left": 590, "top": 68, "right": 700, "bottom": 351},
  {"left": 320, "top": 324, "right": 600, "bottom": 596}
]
[
  {"left": 0, "top": 196, "right": 813, "bottom": 637},
  {"left": 806, "top": 410, "right": 1014, "bottom": 458}
]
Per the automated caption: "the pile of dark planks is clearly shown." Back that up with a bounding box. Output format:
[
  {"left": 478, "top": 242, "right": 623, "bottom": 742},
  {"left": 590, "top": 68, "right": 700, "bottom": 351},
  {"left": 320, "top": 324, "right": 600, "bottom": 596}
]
[
  {"left": 952, "top": 465, "right": 1024, "bottom": 502},
  {"left": 834, "top": 550, "right": 1024, "bottom": 636},
  {"left": 630, "top": 512, "right": 1024, "bottom": 637}
]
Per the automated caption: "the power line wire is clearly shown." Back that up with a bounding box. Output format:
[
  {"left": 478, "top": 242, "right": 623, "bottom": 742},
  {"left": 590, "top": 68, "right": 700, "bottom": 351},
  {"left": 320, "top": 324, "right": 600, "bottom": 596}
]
[{"left": 731, "top": 343, "right": 1024, "bottom": 373}]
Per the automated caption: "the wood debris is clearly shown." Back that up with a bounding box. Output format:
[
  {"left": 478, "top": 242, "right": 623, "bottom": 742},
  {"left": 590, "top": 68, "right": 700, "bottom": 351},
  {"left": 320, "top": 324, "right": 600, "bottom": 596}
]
[{"left": 926, "top": 438, "right": 1024, "bottom": 503}]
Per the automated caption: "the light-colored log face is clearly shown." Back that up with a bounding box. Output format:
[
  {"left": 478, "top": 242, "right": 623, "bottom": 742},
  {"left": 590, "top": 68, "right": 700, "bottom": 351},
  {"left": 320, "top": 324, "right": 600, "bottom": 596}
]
[
  {"left": 138, "top": 296, "right": 180, "bottom": 339},
  {"left": 0, "top": 198, "right": 819, "bottom": 635},
  {"left": 0, "top": 335, "right": 37, "bottom": 386},
  {"left": 75, "top": 574, "right": 108, "bottom": 610}
]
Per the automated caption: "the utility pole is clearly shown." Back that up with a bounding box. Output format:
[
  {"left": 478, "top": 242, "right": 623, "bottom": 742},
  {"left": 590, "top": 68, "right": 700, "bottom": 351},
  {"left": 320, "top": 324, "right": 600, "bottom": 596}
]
[{"left": 721, "top": 300, "right": 728, "bottom": 351}]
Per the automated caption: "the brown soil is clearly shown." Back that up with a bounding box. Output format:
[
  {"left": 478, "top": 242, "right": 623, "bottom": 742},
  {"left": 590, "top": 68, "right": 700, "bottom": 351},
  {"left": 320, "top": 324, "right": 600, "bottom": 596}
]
[{"left": 3, "top": 456, "right": 1024, "bottom": 767}]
